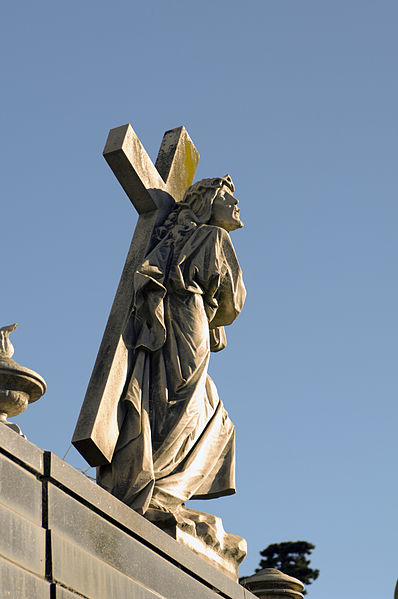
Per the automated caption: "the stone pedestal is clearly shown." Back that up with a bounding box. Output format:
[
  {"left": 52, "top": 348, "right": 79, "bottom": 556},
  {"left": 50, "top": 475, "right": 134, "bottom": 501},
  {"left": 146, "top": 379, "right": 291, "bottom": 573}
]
[
  {"left": 241, "top": 568, "right": 305, "bottom": 599},
  {"left": 146, "top": 506, "right": 247, "bottom": 579}
]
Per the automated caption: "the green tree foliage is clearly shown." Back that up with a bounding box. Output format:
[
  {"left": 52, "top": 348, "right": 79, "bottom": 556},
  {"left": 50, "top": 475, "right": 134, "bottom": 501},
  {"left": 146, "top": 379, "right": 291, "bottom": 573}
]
[{"left": 257, "top": 541, "right": 319, "bottom": 595}]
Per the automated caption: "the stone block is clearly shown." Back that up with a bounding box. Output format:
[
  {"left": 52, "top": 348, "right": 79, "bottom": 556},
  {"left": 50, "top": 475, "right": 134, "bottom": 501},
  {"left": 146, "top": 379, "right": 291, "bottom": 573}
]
[
  {"left": 46, "top": 452, "right": 245, "bottom": 599},
  {"left": 0, "top": 452, "right": 42, "bottom": 523},
  {"left": 0, "top": 555, "right": 50, "bottom": 598},
  {"left": 0, "top": 424, "right": 44, "bottom": 474},
  {"left": 48, "top": 485, "right": 222, "bottom": 599},
  {"left": 55, "top": 586, "right": 88, "bottom": 599},
  {"left": 0, "top": 502, "right": 45, "bottom": 576},
  {"left": 51, "top": 530, "right": 184, "bottom": 599}
]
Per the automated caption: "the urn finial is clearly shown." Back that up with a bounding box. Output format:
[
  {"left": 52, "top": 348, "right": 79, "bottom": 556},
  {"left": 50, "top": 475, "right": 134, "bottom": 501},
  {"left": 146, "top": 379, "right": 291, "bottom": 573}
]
[
  {"left": 0, "top": 323, "right": 18, "bottom": 359},
  {"left": 0, "top": 324, "right": 46, "bottom": 436}
]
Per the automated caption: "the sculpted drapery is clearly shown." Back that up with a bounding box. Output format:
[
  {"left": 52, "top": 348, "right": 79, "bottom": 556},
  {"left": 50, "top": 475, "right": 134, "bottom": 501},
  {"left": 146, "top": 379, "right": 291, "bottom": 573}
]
[{"left": 98, "top": 175, "right": 245, "bottom": 517}]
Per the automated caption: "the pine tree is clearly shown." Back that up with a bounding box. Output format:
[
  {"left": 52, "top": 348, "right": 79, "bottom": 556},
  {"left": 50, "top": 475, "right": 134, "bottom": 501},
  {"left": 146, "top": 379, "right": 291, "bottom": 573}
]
[{"left": 257, "top": 541, "right": 319, "bottom": 595}]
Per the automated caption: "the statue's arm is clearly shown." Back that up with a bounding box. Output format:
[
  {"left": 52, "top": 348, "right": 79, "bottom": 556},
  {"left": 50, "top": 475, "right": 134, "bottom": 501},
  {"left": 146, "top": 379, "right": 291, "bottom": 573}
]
[
  {"left": 195, "top": 225, "right": 245, "bottom": 331},
  {"left": 207, "top": 230, "right": 246, "bottom": 329}
]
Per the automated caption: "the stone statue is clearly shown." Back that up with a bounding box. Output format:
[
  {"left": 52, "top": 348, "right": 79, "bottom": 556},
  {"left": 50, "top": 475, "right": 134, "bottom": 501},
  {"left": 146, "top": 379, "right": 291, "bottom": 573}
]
[
  {"left": 73, "top": 126, "right": 247, "bottom": 577},
  {"left": 97, "top": 175, "right": 245, "bottom": 518}
]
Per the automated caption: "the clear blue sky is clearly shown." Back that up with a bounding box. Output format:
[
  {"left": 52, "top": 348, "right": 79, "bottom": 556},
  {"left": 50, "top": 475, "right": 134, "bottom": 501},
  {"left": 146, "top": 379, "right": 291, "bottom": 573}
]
[{"left": 2, "top": 2, "right": 397, "bottom": 597}]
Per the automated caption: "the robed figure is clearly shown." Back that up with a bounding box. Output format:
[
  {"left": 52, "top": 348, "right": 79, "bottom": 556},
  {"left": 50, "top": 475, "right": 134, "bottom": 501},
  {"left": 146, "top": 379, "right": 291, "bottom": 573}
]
[{"left": 98, "top": 175, "right": 245, "bottom": 519}]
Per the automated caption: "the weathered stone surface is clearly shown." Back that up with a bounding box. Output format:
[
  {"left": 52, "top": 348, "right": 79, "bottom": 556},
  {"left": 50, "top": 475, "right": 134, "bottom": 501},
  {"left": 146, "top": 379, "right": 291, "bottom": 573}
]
[
  {"left": 0, "top": 446, "right": 250, "bottom": 599},
  {"left": 49, "top": 485, "right": 230, "bottom": 599},
  {"left": 0, "top": 452, "right": 42, "bottom": 523},
  {"left": 51, "top": 530, "right": 221, "bottom": 599},
  {"left": 0, "top": 432, "right": 253, "bottom": 599},
  {"left": 45, "top": 453, "right": 245, "bottom": 599},
  {"left": 0, "top": 414, "right": 44, "bottom": 473},
  {"left": 0, "top": 502, "right": 45, "bottom": 576},
  {"left": 55, "top": 586, "right": 89, "bottom": 599},
  {"left": 0, "top": 555, "right": 50, "bottom": 598},
  {"left": 148, "top": 506, "right": 246, "bottom": 579}
]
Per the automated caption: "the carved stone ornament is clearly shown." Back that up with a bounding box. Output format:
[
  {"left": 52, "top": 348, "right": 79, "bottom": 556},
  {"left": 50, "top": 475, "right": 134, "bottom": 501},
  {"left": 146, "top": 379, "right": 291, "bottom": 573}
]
[{"left": 0, "top": 324, "right": 46, "bottom": 436}]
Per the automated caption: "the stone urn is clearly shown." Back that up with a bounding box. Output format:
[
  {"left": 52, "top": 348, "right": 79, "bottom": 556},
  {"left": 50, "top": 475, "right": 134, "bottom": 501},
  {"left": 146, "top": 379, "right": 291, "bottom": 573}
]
[
  {"left": 240, "top": 568, "right": 305, "bottom": 599},
  {"left": 0, "top": 324, "right": 46, "bottom": 435}
]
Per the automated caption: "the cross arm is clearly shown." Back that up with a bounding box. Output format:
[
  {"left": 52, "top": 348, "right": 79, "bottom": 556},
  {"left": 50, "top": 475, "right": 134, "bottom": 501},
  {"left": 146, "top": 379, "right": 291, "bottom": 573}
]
[
  {"left": 103, "top": 124, "right": 165, "bottom": 214},
  {"left": 155, "top": 126, "right": 199, "bottom": 202}
]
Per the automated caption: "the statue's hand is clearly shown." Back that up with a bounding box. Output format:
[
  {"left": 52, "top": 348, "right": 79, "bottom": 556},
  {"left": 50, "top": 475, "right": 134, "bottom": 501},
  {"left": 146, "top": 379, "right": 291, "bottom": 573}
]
[{"left": 209, "top": 326, "right": 227, "bottom": 352}]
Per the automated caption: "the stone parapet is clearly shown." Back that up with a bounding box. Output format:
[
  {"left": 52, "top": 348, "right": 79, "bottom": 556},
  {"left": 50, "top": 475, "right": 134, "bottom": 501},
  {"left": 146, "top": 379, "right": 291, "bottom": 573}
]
[{"left": 0, "top": 425, "right": 256, "bottom": 599}]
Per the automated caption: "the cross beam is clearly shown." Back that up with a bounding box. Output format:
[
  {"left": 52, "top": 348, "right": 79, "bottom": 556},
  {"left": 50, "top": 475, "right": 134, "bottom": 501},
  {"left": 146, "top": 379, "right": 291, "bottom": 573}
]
[{"left": 72, "top": 124, "right": 199, "bottom": 466}]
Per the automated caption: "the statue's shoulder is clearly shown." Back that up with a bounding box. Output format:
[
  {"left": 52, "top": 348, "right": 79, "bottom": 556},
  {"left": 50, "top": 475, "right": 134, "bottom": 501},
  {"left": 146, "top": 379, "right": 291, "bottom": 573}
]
[{"left": 196, "top": 224, "right": 231, "bottom": 243}]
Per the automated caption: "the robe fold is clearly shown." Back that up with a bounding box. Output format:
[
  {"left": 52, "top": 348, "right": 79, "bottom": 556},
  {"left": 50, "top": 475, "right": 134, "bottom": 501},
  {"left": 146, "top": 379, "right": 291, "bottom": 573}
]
[{"left": 98, "top": 223, "right": 246, "bottom": 514}]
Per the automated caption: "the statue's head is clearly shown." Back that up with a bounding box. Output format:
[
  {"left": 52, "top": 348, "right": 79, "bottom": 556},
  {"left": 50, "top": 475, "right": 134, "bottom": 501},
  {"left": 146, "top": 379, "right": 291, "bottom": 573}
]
[{"left": 182, "top": 174, "right": 243, "bottom": 231}]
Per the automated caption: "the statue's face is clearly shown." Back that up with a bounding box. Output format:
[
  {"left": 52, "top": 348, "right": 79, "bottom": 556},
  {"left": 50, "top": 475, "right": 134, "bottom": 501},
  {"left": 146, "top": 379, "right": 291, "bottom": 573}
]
[{"left": 209, "top": 185, "right": 243, "bottom": 232}]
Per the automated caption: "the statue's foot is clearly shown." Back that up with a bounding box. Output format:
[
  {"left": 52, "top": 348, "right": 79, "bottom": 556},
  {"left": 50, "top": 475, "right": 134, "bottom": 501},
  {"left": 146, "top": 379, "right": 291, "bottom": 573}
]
[{"left": 144, "top": 503, "right": 247, "bottom": 580}]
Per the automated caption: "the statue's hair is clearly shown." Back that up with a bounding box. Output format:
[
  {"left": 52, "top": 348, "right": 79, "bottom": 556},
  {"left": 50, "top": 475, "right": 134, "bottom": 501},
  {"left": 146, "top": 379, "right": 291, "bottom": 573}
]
[
  {"left": 156, "top": 175, "right": 234, "bottom": 242},
  {"left": 182, "top": 175, "right": 235, "bottom": 223}
]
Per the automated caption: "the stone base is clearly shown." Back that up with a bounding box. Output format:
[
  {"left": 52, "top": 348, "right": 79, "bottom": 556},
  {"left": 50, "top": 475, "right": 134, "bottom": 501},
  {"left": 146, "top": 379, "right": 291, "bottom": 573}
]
[
  {"left": 145, "top": 505, "right": 247, "bottom": 580},
  {"left": 0, "top": 425, "right": 253, "bottom": 599}
]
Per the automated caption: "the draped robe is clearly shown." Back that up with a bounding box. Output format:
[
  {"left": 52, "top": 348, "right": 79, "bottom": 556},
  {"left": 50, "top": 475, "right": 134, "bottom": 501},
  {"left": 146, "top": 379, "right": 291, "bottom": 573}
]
[{"left": 98, "top": 223, "right": 246, "bottom": 515}]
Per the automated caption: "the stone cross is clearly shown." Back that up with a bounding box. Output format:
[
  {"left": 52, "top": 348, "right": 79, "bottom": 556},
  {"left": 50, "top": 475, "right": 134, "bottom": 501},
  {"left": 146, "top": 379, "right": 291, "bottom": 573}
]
[{"left": 72, "top": 124, "right": 199, "bottom": 466}]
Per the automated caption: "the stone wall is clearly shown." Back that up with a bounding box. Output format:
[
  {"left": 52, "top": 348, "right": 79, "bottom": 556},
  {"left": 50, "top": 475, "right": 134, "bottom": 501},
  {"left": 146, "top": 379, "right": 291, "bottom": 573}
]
[{"left": 0, "top": 425, "right": 255, "bottom": 599}]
